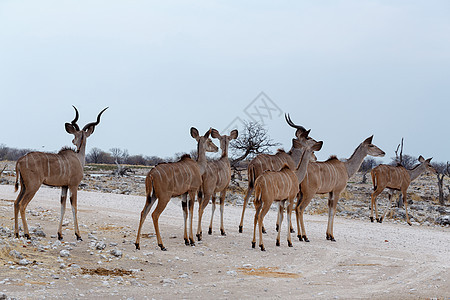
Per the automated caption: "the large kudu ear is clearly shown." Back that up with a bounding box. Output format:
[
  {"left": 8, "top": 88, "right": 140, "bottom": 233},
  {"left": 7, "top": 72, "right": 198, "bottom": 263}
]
[
  {"left": 211, "top": 128, "right": 221, "bottom": 139},
  {"left": 191, "top": 127, "right": 200, "bottom": 140},
  {"left": 299, "top": 129, "right": 311, "bottom": 140},
  {"left": 65, "top": 105, "right": 80, "bottom": 134},
  {"left": 229, "top": 129, "right": 238, "bottom": 140},
  {"left": 82, "top": 107, "right": 108, "bottom": 137},
  {"left": 418, "top": 155, "right": 425, "bottom": 163},
  {"left": 364, "top": 135, "right": 374, "bottom": 144},
  {"left": 313, "top": 141, "right": 323, "bottom": 151},
  {"left": 203, "top": 128, "right": 212, "bottom": 138}
]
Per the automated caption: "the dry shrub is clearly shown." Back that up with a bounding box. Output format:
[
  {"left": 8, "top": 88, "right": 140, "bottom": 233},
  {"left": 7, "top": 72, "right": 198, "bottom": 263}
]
[{"left": 340, "top": 189, "right": 353, "bottom": 200}]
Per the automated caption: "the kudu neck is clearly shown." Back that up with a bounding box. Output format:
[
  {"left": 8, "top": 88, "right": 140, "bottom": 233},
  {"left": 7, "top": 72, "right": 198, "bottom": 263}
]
[
  {"left": 345, "top": 143, "right": 366, "bottom": 178},
  {"left": 408, "top": 164, "right": 426, "bottom": 181},
  {"left": 196, "top": 144, "right": 208, "bottom": 175},
  {"left": 76, "top": 138, "right": 87, "bottom": 168},
  {"left": 289, "top": 146, "right": 303, "bottom": 166},
  {"left": 294, "top": 148, "right": 310, "bottom": 183}
]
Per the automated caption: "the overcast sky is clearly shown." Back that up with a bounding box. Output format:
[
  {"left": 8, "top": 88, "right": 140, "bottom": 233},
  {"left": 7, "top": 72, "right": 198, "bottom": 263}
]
[{"left": 1, "top": 1, "right": 449, "bottom": 163}]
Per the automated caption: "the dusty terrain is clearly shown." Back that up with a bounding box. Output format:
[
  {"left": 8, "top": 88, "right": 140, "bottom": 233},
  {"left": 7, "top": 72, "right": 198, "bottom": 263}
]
[{"left": 0, "top": 166, "right": 449, "bottom": 299}]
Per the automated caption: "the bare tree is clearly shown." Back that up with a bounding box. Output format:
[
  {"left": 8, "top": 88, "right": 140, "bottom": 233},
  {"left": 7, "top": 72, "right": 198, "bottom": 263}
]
[
  {"left": 230, "top": 121, "right": 280, "bottom": 166},
  {"left": 433, "top": 161, "right": 450, "bottom": 206}
]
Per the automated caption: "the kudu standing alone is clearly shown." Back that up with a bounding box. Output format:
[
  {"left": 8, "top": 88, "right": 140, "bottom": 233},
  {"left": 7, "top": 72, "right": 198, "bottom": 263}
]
[
  {"left": 296, "top": 136, "right": 385, "bottom": 242},
  {"left": 252, "top": 130, "right": 323, "bottom": 251},
  {"left": 14, "top": 106, "right": 107, "bottom": 240},
  {"left": 196, "top": 128, "right": 238, "bottom": 241},
  {"left": 370, "top": 156, "right": 435, "bottom": 225},
  {"left": 135, "top": 128, "right": 218, "bottom": 251},
  {"left": 238, "top": 114, "right": 307, "bottom": 233}
]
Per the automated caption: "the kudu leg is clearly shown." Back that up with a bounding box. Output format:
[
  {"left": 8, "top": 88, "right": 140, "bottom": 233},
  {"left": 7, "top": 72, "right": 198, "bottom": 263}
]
[
  {"left": 381, "top": 192, "right": 395, "bottom": 223},
  {"left": 218, "top": 190, "right": 226, "bottom": 236},
  {"left": 258, "top": 201, "right": 271, "bottom": 251},
  {"left": 69, "top": 187, "right": 82, "bottom": 241},
  {"left": 239, "top": 187, "right": 253, "bottom": 233},
  {"left": 151, "top": 195, "right": 170, "bottom": 251},
  {"left": 17, "top": 186, "right": 39, "bottom": 239},
  {"left": 188, "top": 191, "right": 196, "bottom": 246},
  {"left": 296, "top": 194, "right": 312, "bottom": 242},
  {"left": 181, "top": 193, "right": 190, "bottom": 246},
  {"left": 252, "top": 200, "right": 261, "bottom": 249},
  {"left": 208, "top": 194, "right": 216, "bottom": 235},
  {"left": 286, "top": 199, "right": 293, "bottom": 247},
  {"left": 135, "top": 194, "right": 157, "bottom": 250},
  {"left": 402, "top": 191, "right": 412, "bottom": 226},
  {"left": 276, "top": 201, "right": 285, "bottom": 246},
  {"left": 196, "top": 192, "right": 210, "bottom": 241},
  {"left": 14, "top": 186, "right": 26, "bottom": 238},
  {"left": 326, "top": 192, "right": 339, "bottom": 242},
  {"left": 57, "top": 186, "right": 69, "bottom": 240}
]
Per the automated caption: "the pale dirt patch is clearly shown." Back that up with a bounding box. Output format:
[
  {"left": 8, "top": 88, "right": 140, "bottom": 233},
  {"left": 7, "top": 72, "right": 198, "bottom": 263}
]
[{"left": 0, "top": 185, "right": 448, "bottom": 299}]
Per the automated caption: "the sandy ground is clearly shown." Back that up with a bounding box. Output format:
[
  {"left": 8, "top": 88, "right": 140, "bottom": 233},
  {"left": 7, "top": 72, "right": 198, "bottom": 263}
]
[{"left": 0, "top": 184, "right": 449, "bottom": 299}]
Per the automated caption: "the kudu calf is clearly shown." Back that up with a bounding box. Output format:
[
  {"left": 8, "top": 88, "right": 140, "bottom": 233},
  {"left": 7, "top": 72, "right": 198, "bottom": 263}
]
[
  {"left": 196, "top": 128, "right": 238, "bottom": 241},
  {"left": 370, "top": 156, "right": 435, "bottom": 225},
  {"left": 14, "top": 106, "right": 107, "bottom": 240},
  {"left": 252, "top": 130, "right": 323, "bottom": 251},
  {"left": 296, "top": 136, "right": 385, "bottom": 242},
  {"left": 238, "top": 114, "right": 307, "bottom": 233},
  {"left": 135, "top": 128, "right": 218, "bottom": 251}
]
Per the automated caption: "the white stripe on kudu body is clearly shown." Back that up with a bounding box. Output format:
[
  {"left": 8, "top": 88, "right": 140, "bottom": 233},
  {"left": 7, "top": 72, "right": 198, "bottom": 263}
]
[
  {"left": 196, "top": 128, "right": 238, "bottom": 241},
  {"left": 296, "top": 136, "right": 385, "bottom": 243},
  {"left": 135, "top": 127, "right": 218, "bottom": 251},
  {"left": 14, "top": 106, "right": 107, "bottom": 241}
]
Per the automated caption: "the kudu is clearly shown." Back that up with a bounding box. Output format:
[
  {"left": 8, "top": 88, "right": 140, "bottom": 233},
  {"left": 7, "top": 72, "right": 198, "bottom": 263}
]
[
  {"left": 135, "top": 128, "right": 218, "bottom": 251},
  {"left": 370, "top": 156, "right": 435, "bottom": 225},
  {"left": 252, "top": 130, "right": 323, "bottom": 251},
  {"left": 296, "top": 136, "right": 385, "bottom": 242},
  {"left": 196, "top": 128, "right": 238, "bottom": 241},
  {"left": 238, "top": 114, "right": 307, "bottom": 233},
  {"left": 14, "top": 106, "right": 107, "bottom": 240}
]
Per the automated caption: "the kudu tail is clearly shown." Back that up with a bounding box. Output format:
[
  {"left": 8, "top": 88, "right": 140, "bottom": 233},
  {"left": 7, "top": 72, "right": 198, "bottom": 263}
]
[
  {"left": 248, "top": 165, "right": 256, "bottom": 189},
  {"left": 145, "top": 175, "right": 155, "bottom": 200},
  {"left": 14, "top": 163, "right": 20, "bottom": 192}
]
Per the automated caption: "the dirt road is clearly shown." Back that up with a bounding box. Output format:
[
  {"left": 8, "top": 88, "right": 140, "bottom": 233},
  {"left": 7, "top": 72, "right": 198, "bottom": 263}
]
[{"left": 0, "top": 185, "right": 448, "bottom": 299}]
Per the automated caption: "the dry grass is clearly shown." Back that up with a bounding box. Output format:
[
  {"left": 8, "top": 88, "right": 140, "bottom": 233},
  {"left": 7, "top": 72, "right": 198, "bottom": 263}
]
[{"left": 238, "top": 266, "right": 301, "bottom": 278}]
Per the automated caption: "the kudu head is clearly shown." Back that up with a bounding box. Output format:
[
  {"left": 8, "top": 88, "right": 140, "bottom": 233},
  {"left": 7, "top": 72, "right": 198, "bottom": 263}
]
[
  {"left": 190, "top": 127, "right": 219, "bottom": 154},
  {"left": 418, "top": 155, "right": 436, "bottom": 175},
  {"left": 361, "top": 136, "right": 386, "bottom": 158},
  {"left": 210, "top": 128, "right": 238, "bottom": 157},
  {"left": 64, "top": 106, "right": 108, "bottom": 152},
  {"left": 292, "top": 130, "right": 323, "bottom": 162}
]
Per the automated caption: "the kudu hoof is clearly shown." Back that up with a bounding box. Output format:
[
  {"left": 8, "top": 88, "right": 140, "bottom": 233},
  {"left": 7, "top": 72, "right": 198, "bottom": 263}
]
[
  {"left": 326, "top": 234, "right": 336, "bottom": 242},
  {"left": 189, "top": 239, "right": 195, "bottom": 246},
  {"left": 184, "top": 238, "right": 190, "bottom": 246},
  {"left": 208, "top": 228, "right": 213, "bottom": 235},
  {"left": 239, "top": 226, "right": 243, "bottom": 233},
  {"left": 251, "top": 242, "right": 256, "bottom": 249},
  {"left": 259, "top": 245, "right": 266, "bottom": 251},
  {"left": 290, "top": 228, "right": 295, "bottom": 234},
  {"left": 158, "top": 244, "right": 167, "bottom": 251},
  {"left": 276, "top": 240, "right": 280, "bottom": 247},
  {"left": 135, "top": 243, "right": 140, "bottom": 250},
  {"left": 297, "top": 235, "right": 303, "bottom": 241},
  {"left": 57, "top": 233, "right": 63, "bottom": 241},
  {"left": 288, "top": 240, "right": 293, "bottom": 247},
  {"left": 370, "top": 217, "right": 374, "bottom": 223},
  {"left": 302, "top": 235, "right": 310, "bottom": 242},
  {"left": 25, "top": 234, "right": 31, "bottom": 240},
  {"left": 76, "top": 235, "right": 83, "bottom": 241},
  {"left": 196, "top": 233, "right": 202, "bottom": 241},
  {"left": 220, "top": 229, "right": 226, "bottom": 236},
  {"left": 377, "top": 218, "right": 383, "bottom": 223},
  {"left": 15, "top": 233, "right": 19, "bottom": 239},
  {"left": 262, "top": 227, "right": 267, "bottom": 234}
]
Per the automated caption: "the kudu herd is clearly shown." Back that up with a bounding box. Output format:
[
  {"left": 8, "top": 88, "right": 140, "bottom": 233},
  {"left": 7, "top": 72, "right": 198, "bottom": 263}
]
[{"left": 10, "top": 106, "right": 437, "bottom": 252}]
